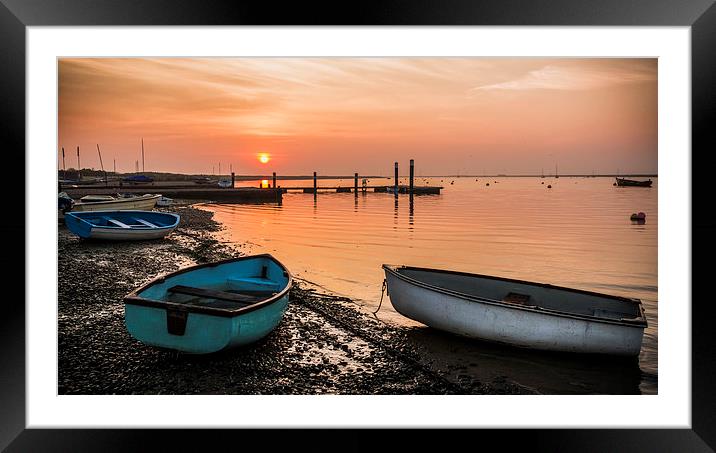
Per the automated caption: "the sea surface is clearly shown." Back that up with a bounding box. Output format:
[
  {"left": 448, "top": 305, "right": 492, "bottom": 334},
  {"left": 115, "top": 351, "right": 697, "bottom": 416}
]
[{"left": 205, "top": 176, "right": 658, "bottom": 394}]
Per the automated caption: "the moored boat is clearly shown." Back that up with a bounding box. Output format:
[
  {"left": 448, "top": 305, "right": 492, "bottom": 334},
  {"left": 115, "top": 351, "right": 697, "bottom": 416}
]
[
  {"left": 123, "top": 174, "right": 154, "bottom": 184},
  {"left": 157, "top": 197, "right": 174, "bottom": 207},
  {"left": 615, "top": 177, "right": 652, "bottom": 187},
  {"left": 71, "top": 193, "right": 161, "bottom": 212},
  {"left": 382, "top": 264, "right": 647, "bottom": 356},
  {"left": 124, "top": 254, "right": 292, "bottom": 353},
  {"left": 156, "top": 196, "right": 174, "bottom": 207},
  {"left": 80, "top": 194, "right": 116, "bottom": 202},
  {"left": 58, "top": 192, "right": 74, "bottom": 221},
  {"left": 64, "top": 210, "right": 180, "bottom": 240}
]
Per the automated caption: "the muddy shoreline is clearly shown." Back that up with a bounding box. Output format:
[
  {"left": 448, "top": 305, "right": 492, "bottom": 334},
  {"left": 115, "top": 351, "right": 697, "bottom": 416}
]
[{"left": 58, "top": 203, "right": 530, "bottom": 395}]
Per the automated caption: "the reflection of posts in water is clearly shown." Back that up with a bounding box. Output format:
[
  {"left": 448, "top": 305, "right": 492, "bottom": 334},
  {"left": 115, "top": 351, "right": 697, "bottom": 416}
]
[
  {"left": 394, "top": 195, "right": 399, "bottom": 226},
  {"left": 409, "top": 193, "right": 414, "bottom": 224},
  {"left": 313, "top": 171, "right": 317, "bottom": 199}
]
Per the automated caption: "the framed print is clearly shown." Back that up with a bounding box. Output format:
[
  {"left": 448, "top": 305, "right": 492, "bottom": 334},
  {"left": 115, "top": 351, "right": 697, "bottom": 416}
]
[{"left": 4, "top": 0, "right": 714, "bottom": 450}]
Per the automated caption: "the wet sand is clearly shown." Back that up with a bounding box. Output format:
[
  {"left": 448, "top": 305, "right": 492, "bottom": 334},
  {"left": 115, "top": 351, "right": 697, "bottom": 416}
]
[{"left": 58, "top": 203, "right": 529, "bottom": 395}]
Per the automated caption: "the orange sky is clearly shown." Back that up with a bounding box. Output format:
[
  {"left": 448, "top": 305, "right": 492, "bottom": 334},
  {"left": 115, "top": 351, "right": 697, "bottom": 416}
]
[{"left": 58, "top": 58, "right": 657, "bottom": 175}]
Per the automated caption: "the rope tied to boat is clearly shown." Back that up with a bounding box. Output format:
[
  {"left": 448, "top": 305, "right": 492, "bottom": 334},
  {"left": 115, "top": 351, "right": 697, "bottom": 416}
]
[{"left": 372, "top": 279, "right": 387, "bottom": 316}]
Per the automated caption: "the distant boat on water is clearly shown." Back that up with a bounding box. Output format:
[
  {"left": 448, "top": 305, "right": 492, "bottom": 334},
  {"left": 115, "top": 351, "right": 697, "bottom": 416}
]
[
  {"left": 193, "top": 177, "right": 216, "bottom": 185},
  {"left": 615, "top": 177, "right": 652, "bottom": 187}
]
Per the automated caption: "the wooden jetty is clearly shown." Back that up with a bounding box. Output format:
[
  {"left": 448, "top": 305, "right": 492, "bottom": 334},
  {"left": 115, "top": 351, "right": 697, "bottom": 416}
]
[
  {"left": 62, "top": 186, "right": 282, "bottom": 204},
  {"left": 59, "top": 158, "right": 441, "bottom": 201},
  {"left": 281, "top": 185, "right": 441, "bottom": 194},
  {"left": 280, "top": 162, "right": 441, "bottom": 194}
]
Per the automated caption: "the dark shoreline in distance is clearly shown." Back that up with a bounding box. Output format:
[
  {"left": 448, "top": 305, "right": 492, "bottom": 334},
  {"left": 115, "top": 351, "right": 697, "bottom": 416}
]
[{"left": 57, "top": 170, "right": 658, "bottom": 181}]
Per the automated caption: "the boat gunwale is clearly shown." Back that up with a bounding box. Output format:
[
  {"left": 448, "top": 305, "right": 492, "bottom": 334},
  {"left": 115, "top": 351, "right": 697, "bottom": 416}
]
[
  {"left": 65, "top": 211, "right": 180, "bottom": 231},
  {"left": 382, "top": 264, "right": 647, "bottom": 328},
  {"left": 124, "top": 254, "right": 292, "bottom": 318}
]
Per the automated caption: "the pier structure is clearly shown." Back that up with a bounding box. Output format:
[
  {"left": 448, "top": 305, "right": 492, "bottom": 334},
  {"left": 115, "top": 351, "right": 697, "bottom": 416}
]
[
  {"left": 281, "top": 160, "right": 440, "bottom": 194},
  {"left": 60, "top": 159, "right": 442, "bottom": 202},
  {"left": 63, "top": 186, "right": 283, "bottom": 203}
]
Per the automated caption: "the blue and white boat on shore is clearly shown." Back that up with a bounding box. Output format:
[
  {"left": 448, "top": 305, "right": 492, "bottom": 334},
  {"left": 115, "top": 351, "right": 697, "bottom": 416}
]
[
  {"left": 124, "top": 254, "right": 292, "bottom": 354},
  {"left": 64, "top": 210, "right": 180, "bottom": 241}
]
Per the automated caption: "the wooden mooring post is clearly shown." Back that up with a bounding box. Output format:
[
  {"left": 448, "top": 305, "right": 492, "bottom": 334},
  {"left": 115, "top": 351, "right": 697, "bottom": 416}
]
[
  {"left": 354, "top": 172, "right": 358, "bottom": 196},
  {"left": 409, "top": 159, "right": 414, "bottom": 195},
  {"left": 394, "top": 162, "right": 399, "bottom": 196},
  {"left": 231, "top": 172, "right": 235, "bottom": 186},
  {"left": 272, "top": 172, "right": 276, "bottom": 188},
  {"left": 313, "top": 171, "right": 317, "bottom": 195}
]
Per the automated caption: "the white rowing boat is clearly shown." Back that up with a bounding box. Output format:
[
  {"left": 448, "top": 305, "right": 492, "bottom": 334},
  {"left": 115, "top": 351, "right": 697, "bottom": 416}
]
[
  {"left": 382, "top": 264, "right": 647, "bottom": 356},
  {"left": 71, "top": 193, "right": 161, "bottom": 212}
]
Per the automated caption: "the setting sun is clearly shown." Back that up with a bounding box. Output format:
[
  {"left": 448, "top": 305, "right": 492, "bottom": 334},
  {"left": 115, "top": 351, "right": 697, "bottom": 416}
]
[{"left": 258, "top": 153, "right": 270, "bottom": 164}]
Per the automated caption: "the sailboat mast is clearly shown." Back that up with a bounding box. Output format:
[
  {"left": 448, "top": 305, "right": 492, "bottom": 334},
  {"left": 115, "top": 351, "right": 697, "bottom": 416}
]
[
  {"left": 141, "top": 138, "right": 145, "bottom": 173},
  {"left": 97, "top": 144, "right": 107, "bottom": 185},
  {"left": 96, "top": 144, "right": 104, "bottom": 172}
]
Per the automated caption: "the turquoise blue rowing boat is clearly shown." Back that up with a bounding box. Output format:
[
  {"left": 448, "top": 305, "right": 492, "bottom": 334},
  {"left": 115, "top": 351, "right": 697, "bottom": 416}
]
[{"left": 124, "top": 254, "right": 292, "bottom": 353}]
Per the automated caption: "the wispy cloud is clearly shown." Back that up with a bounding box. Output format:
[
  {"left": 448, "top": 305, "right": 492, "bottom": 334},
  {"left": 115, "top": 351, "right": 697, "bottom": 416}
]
[
  {"left": 58, "top": 58, "right": 657, "bottom": 174},
  {"left": 468, "top": 63, "right": 656, "bottom": 95}
]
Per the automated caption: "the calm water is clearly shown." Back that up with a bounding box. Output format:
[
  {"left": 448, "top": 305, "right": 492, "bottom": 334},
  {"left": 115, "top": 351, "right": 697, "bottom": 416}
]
[{"left": 205, "top": 176, "right": 657, "bottom": 394}]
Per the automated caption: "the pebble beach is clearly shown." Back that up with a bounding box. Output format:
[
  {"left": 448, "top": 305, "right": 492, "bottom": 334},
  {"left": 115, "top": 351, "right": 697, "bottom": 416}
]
[{"left": 58, "top": 203, "right": 531, "bottom": 395}]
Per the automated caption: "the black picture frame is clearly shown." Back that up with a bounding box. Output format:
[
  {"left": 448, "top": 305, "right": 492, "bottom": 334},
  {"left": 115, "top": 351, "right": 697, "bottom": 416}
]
[{"left": 4, "top": 0, "right": 713, "bottom": 450}]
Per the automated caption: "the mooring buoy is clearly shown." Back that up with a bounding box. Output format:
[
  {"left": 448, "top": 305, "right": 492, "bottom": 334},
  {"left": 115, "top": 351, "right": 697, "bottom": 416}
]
[{"left": 630, "top": 212, "right": 646, "bottom": 221}]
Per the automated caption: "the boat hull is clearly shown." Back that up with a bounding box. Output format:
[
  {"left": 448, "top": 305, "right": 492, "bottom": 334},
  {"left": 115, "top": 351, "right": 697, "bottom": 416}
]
[
  {"left": 64, "top": 210, "right": 179, "bottom": 240},
  {"left": 71, "top": 194, "right": 161, "bottom": 212},
  {"left": 615, "top": 178, "right": 652, "bottom": 187},
  {"left": 384, "top": 267, "right": 645, "bottom": 356},
  {"left": 125, "top": 296, "right": 289, "bottom": 353},
  {"left": 86, "top": 225, "right": 178, "bottom": 240},
  {"left": 124, "top": 254, "right": 292, "bottom": 353}
]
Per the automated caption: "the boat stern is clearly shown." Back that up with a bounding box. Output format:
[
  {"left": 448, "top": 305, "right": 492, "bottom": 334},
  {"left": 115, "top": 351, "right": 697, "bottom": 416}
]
[{"left": 63, "top": 212, "right": 93, "bottom": 238}]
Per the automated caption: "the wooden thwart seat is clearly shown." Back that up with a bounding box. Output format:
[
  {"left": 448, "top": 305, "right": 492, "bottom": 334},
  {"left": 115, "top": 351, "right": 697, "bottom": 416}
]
[
  {"left": 133, "top": 218, "right": 159, "bottom": 228},
  {"left": 167, "top": 285, "right": 263, "bottom": 306},
  {"left": 106, "top": 218, "right": 131, "bottom": 228}
]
